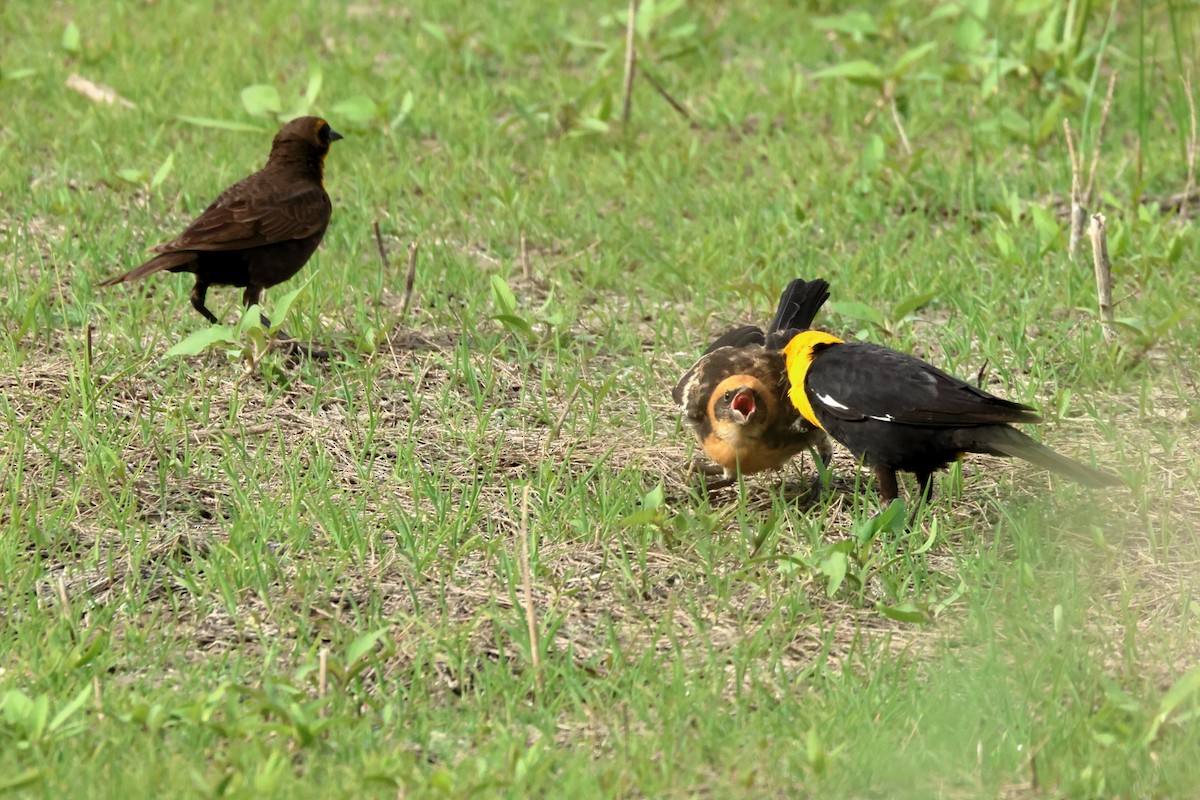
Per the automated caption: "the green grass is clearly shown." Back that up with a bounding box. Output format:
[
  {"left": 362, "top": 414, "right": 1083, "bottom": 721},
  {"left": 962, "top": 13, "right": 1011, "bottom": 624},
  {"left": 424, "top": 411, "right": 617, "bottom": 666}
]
[{"left": 2, "top": 0, "right": 1200, "bottom": 796}]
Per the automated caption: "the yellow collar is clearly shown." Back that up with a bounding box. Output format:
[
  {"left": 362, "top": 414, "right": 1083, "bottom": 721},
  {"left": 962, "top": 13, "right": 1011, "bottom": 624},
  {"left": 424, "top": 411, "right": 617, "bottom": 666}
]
[{"left": 781, "top": 330, "right": 844, "bottom": 429}]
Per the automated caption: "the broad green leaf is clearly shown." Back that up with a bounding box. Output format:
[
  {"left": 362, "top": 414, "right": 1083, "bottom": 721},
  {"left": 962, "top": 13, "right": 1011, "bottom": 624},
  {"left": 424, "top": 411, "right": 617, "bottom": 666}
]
[
  {"left": 47, "top": 686, "right": 91, "bottom": 734},
  {"left": 812, "top": 12, "right": 878, "bottom": 37},
  {"left": 420, "top": 21, "right": 448, "bottom": 43},
  {"left": 151, "top": 152, "right": 174, "bottom": 189},
  {"left": 827, "top": 300, "right": 886, "bottom": 327},
  {"left": 177, "top": 115, "right": 267, "bottom": 133},
  {"left": 116, "top": 168, "right": 145, "bottom": 184},
  {"left": 860, "top": 134, "right": 886, "bottom": 175},
  {"left": 493, "top": 314, "right": 535, "bottom": 338},
  {"left": 577, "top": 117, "right": 610, "bottom": 134},
  {"left": 892, "top": 290, "right": 939, "bottom": 320},
  {"left": 890, "top": 43, "right": 937, "bottom": 78},
  {"left": 267, "top": 272, "right": 317, "bottom": 332},
  {"left": 812, "top": 60, "right": 885, "bottom": 87},
  {"left": 390, "top": 90, "right": 415, "bottom": 128},
  {"left": 164, "top": 325, "right": 238, "bottom": 358},
  {"left": 618, "top": 507, "right": 664, "bottom": 528},
  {"left": 241, "top": 84, "right": 282, "bottom": 117},
  {"left": 642, "top": 482, "right": 665, "bottom": 510},
  {"left": 876, "top": 601, "right": 932, "bottom": 624},
  {"left": 236, "top": 304, "right": 266, "bottom": 336},
  {"left": 303, "top": 65, "right": 324, "bottom": 109},
  {"left": 331, "top": 95, "right": 378, "bottom": 125},
  {"left": 346, "top": 628, "right": 391, "bottom": 666},
  {"left": 490, "top": 275, "right": 518, "bottom": 316},
  {"left": 1145, "top": 664, "right": 1200, "bottom": 745},
  {"left": 0, "top": 769, "right": 42, "bottom": 791},
  {"left": 820, "top": 551, "right": 847, "bottom": 597},
  {"left": 62, "top": 22, "right": 81, "bottom": 54}
]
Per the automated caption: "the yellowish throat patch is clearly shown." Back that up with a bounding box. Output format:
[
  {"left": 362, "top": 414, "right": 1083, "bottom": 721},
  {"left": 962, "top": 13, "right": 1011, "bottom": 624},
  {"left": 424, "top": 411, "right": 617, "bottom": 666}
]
[{"left": 782, "top": 330, "right": 844, "bottom": 429}]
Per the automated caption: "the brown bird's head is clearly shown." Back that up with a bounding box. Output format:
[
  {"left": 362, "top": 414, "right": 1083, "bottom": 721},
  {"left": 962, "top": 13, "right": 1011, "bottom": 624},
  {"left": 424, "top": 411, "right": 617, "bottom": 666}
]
[
  {"left": 268, "top": 116, "right": 343, "bottom": 175},
  {"left": 709, "top": 374, "right": 772, "bottom": 429}
]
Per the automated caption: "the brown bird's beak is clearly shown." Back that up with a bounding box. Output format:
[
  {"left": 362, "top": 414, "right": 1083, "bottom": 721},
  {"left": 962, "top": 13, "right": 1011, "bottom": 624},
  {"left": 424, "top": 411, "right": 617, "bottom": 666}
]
[
  {"left": 329, "top": 128, "right": 344, "bottom": 142},
  {"left": 730, "top": 388, "right": 757, "bottom": 424}
]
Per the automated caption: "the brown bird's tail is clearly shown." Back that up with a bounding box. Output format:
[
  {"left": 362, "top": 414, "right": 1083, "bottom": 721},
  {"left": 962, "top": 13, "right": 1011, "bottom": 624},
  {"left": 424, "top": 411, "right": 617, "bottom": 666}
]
[
  {"left": 97, "top": 251, "right": 195, "bottom": 287},
  {"left": 767, "top": 278, "right": 831, "bottom": 339},
  {"left": 966, "top": 425, "right": 1123, "bottom": 488}
]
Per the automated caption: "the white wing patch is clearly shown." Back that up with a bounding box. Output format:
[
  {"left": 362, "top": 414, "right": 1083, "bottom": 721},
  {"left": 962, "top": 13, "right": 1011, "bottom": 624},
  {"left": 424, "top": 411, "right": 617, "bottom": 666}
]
[
  {"left": 869, "top": 413, "right": 895, "bottom": 422},
  {"left": 815, "top": 392, "right": 849, "bottom": 411}
]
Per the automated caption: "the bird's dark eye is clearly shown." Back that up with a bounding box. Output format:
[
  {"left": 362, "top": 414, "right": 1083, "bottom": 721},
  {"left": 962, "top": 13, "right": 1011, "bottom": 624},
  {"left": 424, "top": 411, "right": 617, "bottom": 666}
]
[{"left": 723, "top": 390, "right": 734, "bottom": 402}]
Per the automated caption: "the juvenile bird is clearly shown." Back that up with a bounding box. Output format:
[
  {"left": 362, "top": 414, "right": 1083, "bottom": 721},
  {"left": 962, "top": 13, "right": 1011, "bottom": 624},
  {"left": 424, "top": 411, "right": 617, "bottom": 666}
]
[
  {"left": 674, "top": 279, "right": 833, "bottom": 488},
  {"left": 782, "top": 325, "right": 1122, "bottom": 505},
  {"left": 99, "top": 116, "right": 342, "bottom": 344}
]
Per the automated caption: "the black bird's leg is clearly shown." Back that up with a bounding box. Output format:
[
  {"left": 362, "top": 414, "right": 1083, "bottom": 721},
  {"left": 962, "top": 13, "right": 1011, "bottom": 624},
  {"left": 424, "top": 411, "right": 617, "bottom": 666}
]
[
  {"left": 190, "top": 280, "right": 220, "bottom": 324},
  {"left": 915, "top": 470, "right": 936, "bottom": 504}
]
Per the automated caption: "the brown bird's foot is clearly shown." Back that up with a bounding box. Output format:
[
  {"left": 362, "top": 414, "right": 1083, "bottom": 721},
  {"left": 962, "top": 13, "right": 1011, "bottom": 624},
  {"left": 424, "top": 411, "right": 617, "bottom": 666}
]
[{"left": 271, "top": 330, "right": 330, "bottom": 360}]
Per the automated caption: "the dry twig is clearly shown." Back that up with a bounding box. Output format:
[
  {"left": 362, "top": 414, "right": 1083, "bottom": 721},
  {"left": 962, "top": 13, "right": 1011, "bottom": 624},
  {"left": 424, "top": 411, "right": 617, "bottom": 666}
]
[
  {"left": 1063, "top": 119, "right": 1087, "bottom": 261},
  {"left": 640, "top": 67, "right": 692, "bottom": 122},
  {"left": 1181, "top": 73, "right": 1197, "bottom": 219},
  {"left": 1083, "top": 73, "right": 1118, "bottom": 205},
  {"left": 621, "top": 0, "right": 639, "bottom": 125},
  {"left": 399, "top": 242, "right": 419, "bottom": 322},
  {"left": 518, "top": 485, "right": 542, "bottom": 691},
  {"left": 1088, "top": 212, "right": 1115, "bottom": 342},
  {"left": 520, "top": 234, "right": 532, "bottom": 282}
]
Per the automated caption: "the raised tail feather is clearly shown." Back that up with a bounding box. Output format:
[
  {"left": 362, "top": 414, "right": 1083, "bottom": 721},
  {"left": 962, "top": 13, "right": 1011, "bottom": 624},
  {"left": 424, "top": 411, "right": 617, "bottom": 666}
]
[
  {"left": 766, "top": 278, "right": 831, "bottom": 344},
  {"left": 96, "top": 252, "right": 195, "bottom": 287},
  {"left": 971, "top": 426, "right": 1122, "bottom": 488}
]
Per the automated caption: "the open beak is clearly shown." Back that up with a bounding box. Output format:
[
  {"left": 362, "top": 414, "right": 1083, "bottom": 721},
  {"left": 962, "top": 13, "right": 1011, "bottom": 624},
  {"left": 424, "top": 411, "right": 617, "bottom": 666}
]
[{"left": 730, "top": 387, "right": 757, "bottom": 424}]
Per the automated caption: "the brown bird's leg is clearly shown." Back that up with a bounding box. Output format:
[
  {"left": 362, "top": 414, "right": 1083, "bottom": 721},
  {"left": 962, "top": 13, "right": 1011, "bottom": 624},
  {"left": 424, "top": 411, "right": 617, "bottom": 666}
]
[
  {"left": 190, "top": 280, "right": 220, "bottom": 324},
  {"left": 244, "top": 284, "right": 329, "bottom": 360},
  {"left": 873, "top": 465, "right": 899, "bottom": 505},
  {"left": 242, "top": 285, "right": 272, "bottom": 329}
]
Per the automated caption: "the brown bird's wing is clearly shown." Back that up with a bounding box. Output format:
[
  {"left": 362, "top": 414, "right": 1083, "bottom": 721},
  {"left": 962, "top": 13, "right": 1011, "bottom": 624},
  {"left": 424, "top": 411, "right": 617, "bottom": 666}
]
[
  {"left": 807, "top": 342, "right": 1042, "bottom": 427},
  {"left": 701, "top": 325, "right": 765, "bottom": 355},
  {"left": 154, "top": 174, "right": 330, "bottom": 254}
]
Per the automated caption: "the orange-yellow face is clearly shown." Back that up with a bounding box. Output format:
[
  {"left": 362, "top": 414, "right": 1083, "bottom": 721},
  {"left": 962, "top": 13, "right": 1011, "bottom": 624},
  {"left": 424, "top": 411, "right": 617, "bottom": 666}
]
[
  {"left": 782, "top": 330, "right": 844, "bottom": 429},
  {"left": 700, "top": 373, "right": 777, "bottom": 475}
]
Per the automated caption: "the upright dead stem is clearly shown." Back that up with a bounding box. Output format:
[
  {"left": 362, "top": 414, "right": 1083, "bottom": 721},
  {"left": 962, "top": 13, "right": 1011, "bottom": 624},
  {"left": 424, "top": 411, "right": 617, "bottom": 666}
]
[
  {"left": 1084, "top": 73, "right": 1118, "bottom": 205},
  {"left": 621, "top": 0, "right": 639, "bottom": 126},
  {"left": 520, "top": 234, "right": 532, "bottom": 282},
  {"left": 372, "top": 219, "right": 389, "bottom": 284},
  {"left": 1181, "top": 73, "right": 1197, "bottom": 219},
  {"left": 1088, "top": 212, "right": 1115, "bottom": 342},
  {"left": 1063, "top": 119, "right": 1086, "bottom": 262},
  {"left": 640, "top": 67, "right": 692, "bottom": 122},
  {"left": 889, "top": 93, "right": 912, "bottom": 155},
  {"left": 399, "top": 242, "right": 419, "bottom": 322},
  {"left": 518, "top": 485, "right": 542, "bottom": 691}
]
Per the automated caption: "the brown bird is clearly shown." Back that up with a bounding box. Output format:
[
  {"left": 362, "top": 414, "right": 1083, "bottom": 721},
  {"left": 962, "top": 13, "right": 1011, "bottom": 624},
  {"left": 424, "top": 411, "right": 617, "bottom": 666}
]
[
  {"left": 99, "top": 116, "right": 342, "bottom": 341},
  {"left": 674, "top": 279, "right": 833, "bottom": 489}
]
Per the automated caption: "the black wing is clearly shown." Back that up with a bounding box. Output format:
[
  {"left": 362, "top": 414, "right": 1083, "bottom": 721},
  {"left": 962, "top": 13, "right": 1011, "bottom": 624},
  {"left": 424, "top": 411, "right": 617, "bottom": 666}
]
[{"left": 806, "top": 342, "right": 1042, "bottom": 427}]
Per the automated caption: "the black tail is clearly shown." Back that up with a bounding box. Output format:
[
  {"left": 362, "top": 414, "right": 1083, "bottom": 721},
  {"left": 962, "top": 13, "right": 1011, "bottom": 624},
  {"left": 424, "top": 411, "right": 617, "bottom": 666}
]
[
  {"left": 765, "top": 278, "right": 831, "bottom": 348},
  {"left": 970, "top": 426, "right": 1123, "bottom": 488}
]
